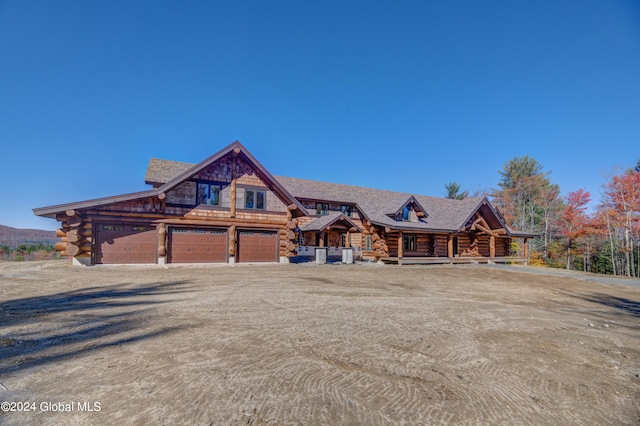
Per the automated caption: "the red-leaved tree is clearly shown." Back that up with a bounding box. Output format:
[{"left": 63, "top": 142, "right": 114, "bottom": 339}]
[{"left": 561, "top": 189, "right": 591, "bottom": 270}]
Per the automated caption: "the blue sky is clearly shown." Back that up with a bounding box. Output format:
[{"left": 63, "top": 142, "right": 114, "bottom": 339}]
[{"left": 1, "top": 1, "right": 639, "bottom": 230}]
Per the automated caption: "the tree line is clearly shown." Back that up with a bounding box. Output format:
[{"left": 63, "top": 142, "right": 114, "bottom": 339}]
[
  {"left": 445, "top": 157, "right": 640, "bottom": 276},
  {"left": 0, "top": 243, "right": 59, "bottom": 262}
]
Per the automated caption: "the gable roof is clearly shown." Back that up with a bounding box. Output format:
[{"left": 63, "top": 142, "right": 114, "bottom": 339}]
[
  {"left": 34, "top": 141, "right": 307, "bottom": 218},
  {"left": 103, "top": 147, "right": 532, "bottom": 235},
  {"left": 145, "top": 158, "right": 193, "bottom": 186},
  {"left": 389, "top": 195, "right": 429, "bottom": 219},
  {"left": 275, "top": 176, "right": 487, "bottom": 232},
  {"left": 155, "top": 141, "right": 307, "bottom": 215},
  {"left": 299, "top": 211, "right": 362, "bottom": 233}
]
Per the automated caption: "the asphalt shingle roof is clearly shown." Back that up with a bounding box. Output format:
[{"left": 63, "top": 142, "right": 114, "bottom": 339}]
[
  {"left": 145, "top": 158, "right": 490, "bottom": 232},
  {"left": 275, "top": 175, "right": 483, "bottom": 231}
]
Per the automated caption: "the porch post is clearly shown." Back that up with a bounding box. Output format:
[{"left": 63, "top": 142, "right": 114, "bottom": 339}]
[
  {"left": 447, "top": 234, "right": 453, "bottom": 258},
  {"left": 489, "top": 235, "right": 495, "bottom": 258},
  {"left": 345, "top": 231, "right": 351, "bottom": 248},
  {"left": 523, "top": 238, "right": 529, "bottom": 264},
  {"left": 397, "top": 231, "right": 403, "bottom": 258},
  {"left": 157, "top": 223, "right": 166, "bottom": 264}
]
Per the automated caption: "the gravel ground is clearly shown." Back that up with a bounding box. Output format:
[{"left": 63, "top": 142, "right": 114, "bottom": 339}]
[{"left": 0, "top": 260, "right": 639, "bottom": 425}]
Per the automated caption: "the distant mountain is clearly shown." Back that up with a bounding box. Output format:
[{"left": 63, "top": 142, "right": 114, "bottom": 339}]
[{"left": 0, "top": 224, "right": 58, "bottom": 248}]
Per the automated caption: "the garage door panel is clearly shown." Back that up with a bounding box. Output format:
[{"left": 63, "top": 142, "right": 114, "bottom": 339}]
[
  {"left": 96, "top": 225, "right": 157, "bottom": 264},
  {"left": 237, "top": 231, "right": 278, "bottom": 263},
  {"left": 170, "top": 228, "right": 227, "bottom": 263}
]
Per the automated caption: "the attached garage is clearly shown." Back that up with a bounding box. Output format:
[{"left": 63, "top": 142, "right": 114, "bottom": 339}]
[
  {"left": 169, "top": 227, "right": 227, "bottom": 263},
  {"left": 95, "top": 224, "right": 157, "bottom": 264},
  {"left": 237, "top": 230, "right": 278, "bottom": 263}
]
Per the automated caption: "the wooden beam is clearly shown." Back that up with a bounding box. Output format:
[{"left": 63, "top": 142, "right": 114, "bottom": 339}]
[
  {"left": 397, "top": 231, "right": 403, "bottom": 258},
  {"left": 478, "top": 216, "right": 491, "bottom": 230},
  {"left": 230, "top": 159, "right": 237, "bottom": 218},
  {"left": 489, "top": 235, "right": 495, "bottom": 258},
  {"left": 447, "top": 234, "right": 453, "bottom": 258},
  {"left": 66, "top": 215, "right": 82, "bottom": 227},
  {"left": 66, "top": 229, "right": 81, "bottom": 243},
  {"left": 228, "top": 225, "right": 236, "bottom": 256},
  {"left": 475, "top": 223, "right": 496, "bottom": 236},
  {"left": 156, "top": 219, "right": 283, "bottom": 229},
  {"left": 157, "top": 223, "right": 166, "bottom": 257}
]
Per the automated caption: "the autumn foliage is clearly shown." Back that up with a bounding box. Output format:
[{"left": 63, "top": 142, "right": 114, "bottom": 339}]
[{"left": 490, "top": 156, "right": 640, "bottom": 276}]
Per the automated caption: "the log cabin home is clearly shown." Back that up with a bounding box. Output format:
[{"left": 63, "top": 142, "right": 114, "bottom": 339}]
[{"left": 33, "top": 141, "right": 535, "bottom": 266}]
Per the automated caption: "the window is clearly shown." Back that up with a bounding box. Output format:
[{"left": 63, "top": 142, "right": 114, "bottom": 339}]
[
  {"left": 340, "top": 234, "right": 347, "bottom": 246},
  {"left": 365, "top": 235, "right": 373, "bottom": 250},
  {"left": 341, "top": 205, "right": 352, "bottom": 216},
  {"left": 102, "top": 225, "right": 124, "bottom": 231},
  {"left": 401, "top": 205, "right": 411, "bottom": 221},
  {"left": 316, "top": 202, "right": 329, "bottom": 215},
  {"left": 132, "top": 226, "right": 152, "bottom": 232},
  {"left": 197, "top": 183, "right": 221, "bottom": 206},
  {"left": 245, "top": 189, "right": 266, "bottom": 209},
  {"left": 403, "top": 235, "right": 418, "bottom": 251}
]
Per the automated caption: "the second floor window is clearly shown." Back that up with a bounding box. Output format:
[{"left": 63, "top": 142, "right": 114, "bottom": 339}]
[
  {"left": 245, "top": 189, "right": 265, "bottom": 209},
  {"left": 316, "top": 203, "right": 329, "bottom": 215},
  {"left": 341, "top": 205, "right": 352, "bottom": 216},
  {"left": 197, "top": 183, "right": 221, "bottom": 206}
]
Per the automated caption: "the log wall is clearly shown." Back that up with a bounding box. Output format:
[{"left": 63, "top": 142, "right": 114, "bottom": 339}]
[
  {"left": 457, "top": 234, "right": 471, "bottom": 254},
  {"left": 386, "top": 234, "right": 399, "bottom": 257},
  {"left": 477, "top": 235, "right": 490, "bottom": 257},
  {"left": 433, "top": 234, "right": 449, "bottom": 257}
]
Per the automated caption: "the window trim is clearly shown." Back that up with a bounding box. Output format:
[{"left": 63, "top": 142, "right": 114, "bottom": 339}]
[
  {"left": 316, "top": 202, "right": 329, "bottom": 216},
  {"left": 196, "top": 181, "right": 222, "bottom": 207},
  {"left": 365, "top": 235, "right": 373, "bottom": 250},
  {"left": 244, "top": 188, "right": 266, "bottom": 210},
  {"left": 403, "top": 234, "right": 418, "bottom": 252}
]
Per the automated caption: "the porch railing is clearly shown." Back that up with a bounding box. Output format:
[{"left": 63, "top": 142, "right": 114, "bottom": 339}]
[{"left": 296, "top": 246, "right": 362, "bottom": 256}]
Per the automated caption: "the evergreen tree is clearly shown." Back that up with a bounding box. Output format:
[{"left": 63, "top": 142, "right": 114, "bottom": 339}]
[{"left": 444, "top": 182, "right": 468, "bottom": 200}]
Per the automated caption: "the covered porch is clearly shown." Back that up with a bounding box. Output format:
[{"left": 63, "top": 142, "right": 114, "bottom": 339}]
[{"left": 293, "top": 212, "right": 363, "bottom": 263}]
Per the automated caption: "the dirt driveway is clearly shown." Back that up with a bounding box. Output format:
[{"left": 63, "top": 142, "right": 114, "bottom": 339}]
[{"left": 1, "top": 260, "right": 639, "bottom": 425}]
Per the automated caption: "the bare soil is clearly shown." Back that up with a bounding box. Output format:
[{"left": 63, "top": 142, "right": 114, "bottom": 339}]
[{"left": 1, "top": 260, "right": 639, "bottom": 425}]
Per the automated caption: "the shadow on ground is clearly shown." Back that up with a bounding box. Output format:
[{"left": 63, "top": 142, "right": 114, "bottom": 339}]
[
  {"left": 563, "top": 290, "right": 640, "bottom": 329},
  {"left": 0, "top": 281, "right": 196, "bottom": 375}
]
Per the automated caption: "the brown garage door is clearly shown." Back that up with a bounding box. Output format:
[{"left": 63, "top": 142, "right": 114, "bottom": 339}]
[
  {"left": 237, "top": 230, "right": 278, "bottom": 263},
  {"left": 96, "top": 224, "right": 157, "bottom": 264},
  {"left": 169, "top": 228, "right": 227, "bottom": 263}
]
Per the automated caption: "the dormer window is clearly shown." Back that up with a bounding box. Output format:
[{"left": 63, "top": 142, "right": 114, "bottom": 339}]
[
  {"left": 402, "top": 205, "right": 411, "bottom": 221},
  {"left": 341, "top": 205, "right": 352, "bottom": 217}
]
